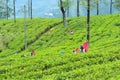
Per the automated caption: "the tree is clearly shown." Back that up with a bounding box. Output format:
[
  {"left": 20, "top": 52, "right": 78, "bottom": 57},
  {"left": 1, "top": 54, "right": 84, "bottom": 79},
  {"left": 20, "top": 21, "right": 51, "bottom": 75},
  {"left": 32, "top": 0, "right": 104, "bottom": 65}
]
[
  {"left": 24, "top": 5, "right": 27, "bottom": 50},
  {"left": 91, "top": 0, "right": 100, "bottom": 15},
  {"left": 6, "top": 0, "right": 8, "bottom": 20},
  {"left": 0, "top": 0, "right": 5, "bottom": 19},
  {"left": 95, "top": 0, "right": 108, "bottom": 15},
  {"left": 28, "top": 0, "right": 30, "bottom": 17},
  {"left": 114, "top": 0, "right": 120, "bottom": 10},
  {"left": 0, "top": 0, "right": 12, "bottom": 19},
  {"left": 66, "top": 0, "right": 73, "bottom": 17},
  {"left": 110, "top": 0, "right": 113, "bottom": 14},
  {"left": 87, "top": 0, "right": 90, "bottom": 43},
  {"left": 30, "top": 0, "right": 32, "bottom": 19},
  {"left": 81, "top": 0, "right": 90, "bottom": 42},
  {"left": 82, "top": 0, "right": 105, "bottom": 15},
  {"left": 66, "top": 0, "right": 69, "bottom": 17},
  {"left": 59, "top": 0, "right": 67, "bottom": 26},
  {"left": 77, "top": 0, "right": 80, "bottom": 17},
  {"left": 59, "top": 0, "right": 70, "bottom": 26},
  {"left": 96, "top": 0, "right": 99, "bottom": 15},
  {"left": 13, "top": 0, "right": 16, "bottom": 23}
]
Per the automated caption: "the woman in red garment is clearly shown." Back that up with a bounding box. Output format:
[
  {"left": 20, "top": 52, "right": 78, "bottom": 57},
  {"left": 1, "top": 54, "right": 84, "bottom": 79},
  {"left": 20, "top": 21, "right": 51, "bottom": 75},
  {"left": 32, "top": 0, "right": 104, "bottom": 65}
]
[
  {"left": 31, "top": 50, "right": 35, "bottom": 56},
  {"left": 73, "top": 48, "right": 79, "bottom": 54},
  {"left": 69, "top": 30, "right": 74, "bottom": 34}
]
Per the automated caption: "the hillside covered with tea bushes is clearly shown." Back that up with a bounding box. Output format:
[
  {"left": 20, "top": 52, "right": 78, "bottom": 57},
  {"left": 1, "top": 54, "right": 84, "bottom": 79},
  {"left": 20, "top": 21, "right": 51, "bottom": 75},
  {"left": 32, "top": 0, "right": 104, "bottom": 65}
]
[{"left": 0, "top": 14, "right": 120, "bottom": 79}]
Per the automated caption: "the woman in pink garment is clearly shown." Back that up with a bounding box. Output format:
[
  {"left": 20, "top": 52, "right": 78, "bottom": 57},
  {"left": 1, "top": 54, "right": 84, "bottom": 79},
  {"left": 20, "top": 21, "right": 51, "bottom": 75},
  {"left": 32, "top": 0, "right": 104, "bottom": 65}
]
[{"left": 83, "top": 42, "right": 89, "bottom": 52}]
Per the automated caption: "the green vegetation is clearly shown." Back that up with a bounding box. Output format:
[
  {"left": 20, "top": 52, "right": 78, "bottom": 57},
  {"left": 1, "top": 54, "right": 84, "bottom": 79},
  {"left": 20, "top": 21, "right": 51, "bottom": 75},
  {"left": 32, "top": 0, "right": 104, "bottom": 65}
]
[{"left": 0, "top": 14, "right": 120, "bottom": 79}]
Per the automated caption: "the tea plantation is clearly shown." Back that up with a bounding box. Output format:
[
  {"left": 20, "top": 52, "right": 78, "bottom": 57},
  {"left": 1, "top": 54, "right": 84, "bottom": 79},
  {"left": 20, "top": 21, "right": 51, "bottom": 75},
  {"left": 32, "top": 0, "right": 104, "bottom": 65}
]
[{"left": 0, "top": 14, "right": 120, "bottom": 80}]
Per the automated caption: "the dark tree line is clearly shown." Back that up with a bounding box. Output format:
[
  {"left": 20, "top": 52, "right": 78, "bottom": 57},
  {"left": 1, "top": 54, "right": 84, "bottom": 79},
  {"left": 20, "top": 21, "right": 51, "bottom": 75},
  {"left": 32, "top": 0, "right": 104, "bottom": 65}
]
[
  {"left": 0, "top": 0, "right": 120, "bottom": 21},
  {"left": 0, "top": 0, "right": 12, "bottom": 19},
  {"left": 0, "top": 0, "right": 33, "bottom": 22}
]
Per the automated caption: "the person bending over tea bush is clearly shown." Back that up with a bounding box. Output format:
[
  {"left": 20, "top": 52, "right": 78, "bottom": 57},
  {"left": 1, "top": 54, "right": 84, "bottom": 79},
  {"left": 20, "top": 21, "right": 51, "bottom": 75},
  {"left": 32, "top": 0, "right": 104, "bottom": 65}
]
[
  {"left": 31, "top": 50, "right": 35, "bottom": 56},
  {"left": 80, "top": 42, "right": 89, "bottom": 53}
]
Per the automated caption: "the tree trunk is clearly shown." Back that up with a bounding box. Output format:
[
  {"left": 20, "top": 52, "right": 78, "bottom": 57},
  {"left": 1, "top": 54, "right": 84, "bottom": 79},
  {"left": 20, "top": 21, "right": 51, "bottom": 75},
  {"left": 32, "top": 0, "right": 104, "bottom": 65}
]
[
  {"left": 67, "top": 6, "right": 69, "bottom": 17},
  {"left": 24, "top": 5, "right": 27, "bottom": 50},
  {"left": 110, "top": 0, "right": 112, "bottom": 14},
  {"left": 13, "top": 0, "right": 16, "bottom": 23},
  {"left": 30, "top": 0, "right": 32, "bottom": 19},
  {"left": 60, "top": 0, "right": 67, "bottom": 27},
  {"left": 28, "top": 0, "right": 30, "bottom": 18},
  {"left": 77, "top": 0, "right": 80, "bottom": 17},
  {"left": 97, "top": 0, "right": 99, "bottom": 15},
  {"left": 63, "top": 12, "right": 67, "bottom": 26},
  {"left": 6, "top": 0, "right": 8, "bottom": 20},
  {"left": 67, "top": 0, "right": 69, "bottom": 17},
  {"left": 87, "top": 0, "right": 90, "bottom": 43}
]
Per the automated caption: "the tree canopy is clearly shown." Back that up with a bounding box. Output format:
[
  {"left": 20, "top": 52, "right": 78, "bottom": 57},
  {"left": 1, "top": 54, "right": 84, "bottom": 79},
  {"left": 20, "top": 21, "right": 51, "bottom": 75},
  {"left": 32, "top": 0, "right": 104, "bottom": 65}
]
[{"left": 114, "top": 0, "right": 120, "bottom": 10}]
